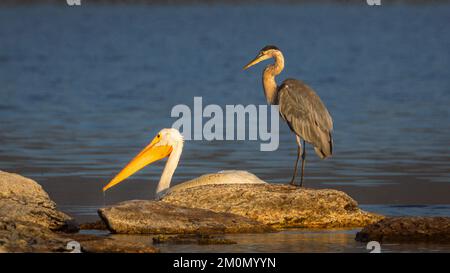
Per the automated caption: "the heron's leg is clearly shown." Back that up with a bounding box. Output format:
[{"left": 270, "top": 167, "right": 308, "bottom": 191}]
[
  {"left": 289, "top": 146, "right": 301, "bottom": 185},
  {"left": 300, "top": 140, "right": 306, "bottom": 187},
  {"left": 289, "top": 136, "right": 302, "bottom": 186}
]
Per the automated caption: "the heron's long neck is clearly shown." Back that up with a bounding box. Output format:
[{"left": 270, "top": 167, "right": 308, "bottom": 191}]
[
  {"left": 156, "top": 141, "right": 183, "bottom": 196},
  {"left": 263, "top": 51, "right": 284, "bottom": 105}
]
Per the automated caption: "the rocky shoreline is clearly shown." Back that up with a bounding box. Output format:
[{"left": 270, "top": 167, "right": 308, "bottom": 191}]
[
  {"left": 1, "top": 170, "right": 450, "bottom": 252},
  {"left": 0, "top": 171, "right": 157, "bottom": 252}
]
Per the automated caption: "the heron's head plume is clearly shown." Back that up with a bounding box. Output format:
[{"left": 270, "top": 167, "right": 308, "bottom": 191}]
[{"left": 243, "top": 45, "right": 281, "bottom": 70}]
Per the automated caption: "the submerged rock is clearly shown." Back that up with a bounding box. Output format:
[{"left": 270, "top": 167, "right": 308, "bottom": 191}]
[
  {"left": 98, "top": 200, "right": 274, "bottom": 234},
  {"left": 162, "top": 184, "right": 383, "bottom": 228},
  {"left": 152, "top": 234, "right": 236, "bottom": 245},
  {"left": 71, "top": 234, "right": 159, "bottom": 253},
  {"left": 356, "top": 217, "right": 450, "bottom": 243},
  {"left": 0, "top": 171, "right": 75, "bottom": 231},
  {"left": 80, "top": 220, "right": 108, "bottom": 230}
]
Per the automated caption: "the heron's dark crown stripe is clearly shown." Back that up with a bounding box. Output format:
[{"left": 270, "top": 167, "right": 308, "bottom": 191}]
[{"left": 261, "top": 45, "right": 280, "bottom": 52}]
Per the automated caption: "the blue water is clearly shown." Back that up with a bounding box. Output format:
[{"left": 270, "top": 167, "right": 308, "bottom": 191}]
[{"left": 0, "top": 4, "right": 449, "bottom": 214}]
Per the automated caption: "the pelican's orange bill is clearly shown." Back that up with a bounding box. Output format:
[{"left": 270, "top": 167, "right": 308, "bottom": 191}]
[{"left": 102, "top": 135, "right": 172, "bottom": 192}]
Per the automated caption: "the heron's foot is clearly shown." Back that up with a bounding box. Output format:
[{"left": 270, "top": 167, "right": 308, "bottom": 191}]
[
  {"left": 299, "top": 179, "right": 304, "bottom": 188},
  {"left": 289, "top": 180, "right": 303, "bottom": 187}
]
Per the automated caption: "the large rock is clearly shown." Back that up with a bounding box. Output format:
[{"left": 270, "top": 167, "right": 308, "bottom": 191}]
[
  {"left": 0, "top": 171, "right": 159, "bottom": 253},
  {"left": 0, "top": 217, "right": 159, "bottom": 253},
  {"left": 0, "top": 171, "right": 73, "bottom": 231},
  {"left": 98, "top": 200, "right": 274, "bottom": 234},
  {"left": 162, "top": 184, "right": 383, "bottom": 228},
  {"left": 356, "top": 217, "right": 450, "bottom": 243},
  {"left": 0, "top": 217, "right": 72, "bottom": 252},
  {"left": 0, "top": 171, "right": 77, "bottom": 252}
]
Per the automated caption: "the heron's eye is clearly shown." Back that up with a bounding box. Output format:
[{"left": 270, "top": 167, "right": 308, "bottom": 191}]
[{"left": 157, "top": 134, "right": 160, "bottom": 138}]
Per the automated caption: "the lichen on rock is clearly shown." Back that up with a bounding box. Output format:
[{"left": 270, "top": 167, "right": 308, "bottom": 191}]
[{"left": 162, "top": 184, "right": 383, "bottom": 228}]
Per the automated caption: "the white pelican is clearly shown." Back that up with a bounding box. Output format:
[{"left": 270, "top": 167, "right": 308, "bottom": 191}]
[{"left": 102, "top": 128, "right": 266, "bottom": 199}]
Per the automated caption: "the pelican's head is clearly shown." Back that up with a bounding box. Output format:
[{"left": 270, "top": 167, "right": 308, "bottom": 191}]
[
  {"left": 102, "top": 128, "right": 183, "bottom": 192},
  {"left": 243, "top": 45, "right": 280, "bottom": 70}
]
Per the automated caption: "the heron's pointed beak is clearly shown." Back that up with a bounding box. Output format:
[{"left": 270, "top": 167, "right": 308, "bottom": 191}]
[
  {"left": 243, "top": 54, "right": 265, "bottom": 70},
  {"left": 102, "top": 135, "right": 173, "bottom": 192}
]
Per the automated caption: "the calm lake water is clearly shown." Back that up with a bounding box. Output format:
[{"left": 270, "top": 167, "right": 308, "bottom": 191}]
[
  {"left": 0, "top": 3, "right": 449, "bottom": 229},
  {"left": 103, "top": 229, "right": 450, "bottom": 253},
  {"left": 80, "top": 227, "right": 450, "bottom": 253}
]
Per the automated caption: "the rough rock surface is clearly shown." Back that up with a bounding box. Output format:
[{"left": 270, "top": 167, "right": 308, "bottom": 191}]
[
  {"left": 0, "top": 170, "right": 73, "bottom": 231},
  {"left": 0, "top": 217, "right": 72, "bottom": 252},
  {"left": 0, "top": 171, "right": 78, "bottom": 252},
  {"left": 0, "top": 218, "right": 159, "bottom": 253},
  {"left": 98, "top": 200, "right": 274, "bottom": 234},
  {"left": 356, "top": 217, "right": 450, "bottom": 243},
  {"left": 162, "top": 184, "right": 383, "bottom": 228},
  {"left": 0, "top": 171, "right": 157, "bottom": 253}
]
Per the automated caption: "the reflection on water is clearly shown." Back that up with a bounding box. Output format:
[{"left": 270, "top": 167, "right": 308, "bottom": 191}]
[
  {"left": 0, "top": 5, "right": 449, "bottom": 211},
  {"left": 110, "top": 229, "right": 364, "bottom": 253},
  {"left": 79, "top": 229, "right": 450, "bottom": 253}
]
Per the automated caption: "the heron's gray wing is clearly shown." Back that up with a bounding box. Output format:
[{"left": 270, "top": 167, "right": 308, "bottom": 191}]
[{"left": 278, "top": 79, "right": 333, "bottom": 158}]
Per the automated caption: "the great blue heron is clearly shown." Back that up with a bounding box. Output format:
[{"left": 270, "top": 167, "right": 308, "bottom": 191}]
[
  {"left": 102, "top": 128, "right": 266, "bottom": 199},
  {"left": 244, "top": 45, "right": 333, "bottom": 187}
]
